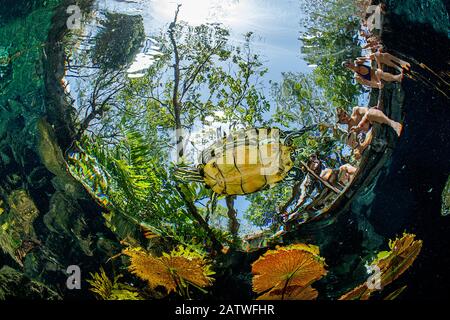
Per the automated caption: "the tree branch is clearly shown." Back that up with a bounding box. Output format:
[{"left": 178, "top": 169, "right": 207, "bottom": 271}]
[
  {"left": 300, "top": 161, "right": 341, "bottom": 194},
  {"left": 176, "top": 184, "right": 223, "bottom": 253},
  {"left": 180, "top": 41, "right": 224, "bottom": 101},
  {"left": 168, "top": 4, "right": 183, "bottom": 130},
  {"left": 225, "top": 195, "right": 240, "bottom": 241}
]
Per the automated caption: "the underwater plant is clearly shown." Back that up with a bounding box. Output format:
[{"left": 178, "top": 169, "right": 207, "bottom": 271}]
[
  {"left": 87, "top": 267, "right": 142, "bottom": 300},
  {"left": 123, "top": 245, "right": 215, "bottom": 298},
  {"left": 339, "top": 233, "right": 422, "bottom": 300},
  {"left": 92, "top": 12, "right": 145, "bottom": 71},
  {"left": 0, "top": 190, "right": 40, "bottom": 266},
  {"left": 251, "top": 243, "right": 327, "bottom": 300}
]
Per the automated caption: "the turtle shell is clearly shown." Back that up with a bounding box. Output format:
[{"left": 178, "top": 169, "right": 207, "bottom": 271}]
[{"left": 199, "top": 128, "right": 294, "bottom": 195}]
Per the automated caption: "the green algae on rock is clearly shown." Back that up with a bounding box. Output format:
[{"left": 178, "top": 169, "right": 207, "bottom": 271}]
[
  {"left": 0, "top": 265, "right": 61, "bottom": 300},
  {"left": 0, "top": 190, "right": 40, "bottom": 266},
  {"left": 0, "top": 0, "right": 123, "bottom": 298}
]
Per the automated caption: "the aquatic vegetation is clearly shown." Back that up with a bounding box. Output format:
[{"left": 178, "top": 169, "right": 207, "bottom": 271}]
[
  {"left": 251, "top": 244, "right": 327, "bottom": 300},
  {"left": 92, "top": 13, "right": 145, "bottom": 71},
  {"left": 257, "top": 285, "right": 319, "bottom": 301},
  {"left": 87, "top": 267, "right": 142, "bottom": 300},
  {"left": 374, "top": 233, "right": 422, "bottom": 284},
  {"left": 67, "top": 130, "right": 220, "bottom": 250},
  {"left": 123, "top": 245, "right": 215, "bottom": 298},
  {"left": 0, "top": 190, "right": 39, "bottom": 266},
  {"left": 67, "top": 143, "right": 110, "bottom": 207},
  {"left": 339, "top": 233, "right": 422, "bottom": 300}
]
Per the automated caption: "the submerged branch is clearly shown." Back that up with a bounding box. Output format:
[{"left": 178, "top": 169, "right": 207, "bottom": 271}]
[
  {"left": 176, "top": 184, "right": 223, "bottom": 253},
  {"left": 225, "top": 195, "right": 240, "bottom": 241},
  {"left": 168, "top": 4, "right": 183, "bottom": 131}
]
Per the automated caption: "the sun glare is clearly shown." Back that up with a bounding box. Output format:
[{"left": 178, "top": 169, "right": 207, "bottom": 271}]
[{"left": 150, "top": 0, "right": 240, "bottom": 26}]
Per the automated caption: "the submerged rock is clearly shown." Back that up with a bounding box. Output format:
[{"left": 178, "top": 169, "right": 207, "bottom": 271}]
[
  {"left": 0, "top": 190, "right": 40, "bottom": 266},
  {"left": 442, "top": 176, "right": 450, "bottom": 216},
  {"left": 0, "top": 0, "right": 121, "bottom": 297},
  {"left": 0, "top": 266, "right": 60, "bottom": 300}
]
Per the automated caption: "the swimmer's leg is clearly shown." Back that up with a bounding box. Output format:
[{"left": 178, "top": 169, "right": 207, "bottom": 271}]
[
  {"left": 366, "top": 109, "right": 403, "bottom": 136},
  {"left": 377, "top": 68, "right": 403, "bottom": 83}
]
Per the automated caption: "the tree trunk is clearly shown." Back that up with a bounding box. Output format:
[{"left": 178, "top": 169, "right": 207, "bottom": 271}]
[{"left": 226, "top": 196, "right": 240, "bottom": 242}]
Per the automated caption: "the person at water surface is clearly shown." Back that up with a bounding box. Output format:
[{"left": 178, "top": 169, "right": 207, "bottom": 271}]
[
  {"left": 337, "top": 106, "right": 403, "bottom": 137},
  {"left": 286, "top": 154, "right": 357, "bottom": 217},
  {"left": 324, "top": 164, "right": 357, "bottom": 185},
  {"left": 356, "top": 50, "right": 411, "bottom": 72},
  {"left": 342, "top": 59, "right": 403, "bottom": 89},
  {"left": 288, "top": 154, "right": 322, "bottom": 214}
]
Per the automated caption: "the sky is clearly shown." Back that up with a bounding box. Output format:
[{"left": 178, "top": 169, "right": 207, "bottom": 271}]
[
  {"left": 86, "top": 0, "right": 316, "bottom": 235},
  {"left": 100, "top": 0, "right": 313, "bottom": 80}
]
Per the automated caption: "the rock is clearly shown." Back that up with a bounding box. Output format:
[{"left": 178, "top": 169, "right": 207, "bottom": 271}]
[
  {"left": 43, "top": 191, "right": 94, "bottom": 257},
  {"left": 37, "top": 118, "right": 67, "bottom": 177},
  {"left": 0, "top": 190, "right": 40, "bottom": 266},
  {"left": 0, "top": 266, "right": 61, "bottom": 300}
]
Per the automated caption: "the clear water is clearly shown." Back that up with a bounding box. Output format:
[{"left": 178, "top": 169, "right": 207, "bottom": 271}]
[
  {"left": 68, "top": 0, "right": 366, "bottom": 235},
  {"left": 1, "top": 0, "right": 450, "bottom": 300},
  {"left": 69, "top": 0, "right": 297, "bottom": 236},
  {"left": 98, "top": 0, "right": 312, "bottom": 79}
]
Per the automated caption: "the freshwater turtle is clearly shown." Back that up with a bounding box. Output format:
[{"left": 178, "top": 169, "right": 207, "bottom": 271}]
[{"left": 176, "top": 127, "right": 312, "bottom": 196}]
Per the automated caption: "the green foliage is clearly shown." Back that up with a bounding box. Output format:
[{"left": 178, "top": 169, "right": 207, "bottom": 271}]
[
  {"left": 92, "top": 13, "right": 145, "bottom": 71},
  {"left": 87, "top": 267, "right": 143, "bottom": 300},
  {"left": 68, "top": 130, "right": 210, "bottom": 249},
  {"left": 300, "top": 0, "right": 362, "bottom": 108},
  {"left": 127, "top": 26, "right": 270, "bottom": 129},
  {"left": 272, "top": 72, "right": 332, "bottom": 127},
  {"left": 245, "top": 183, "right": 293, "bottom": 228}
]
